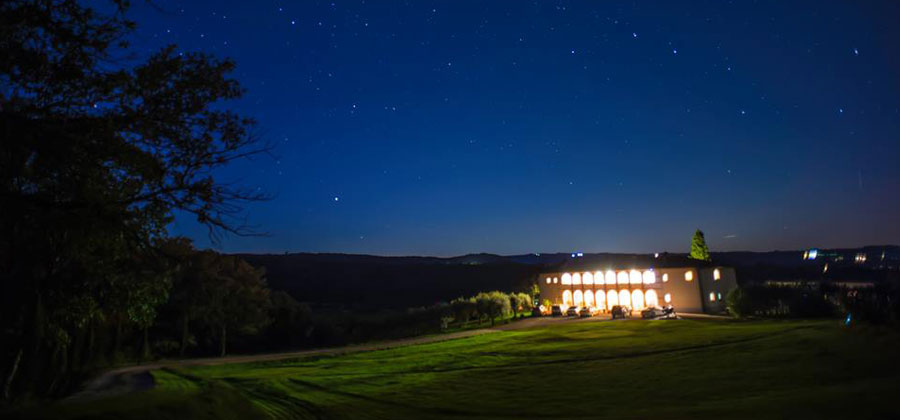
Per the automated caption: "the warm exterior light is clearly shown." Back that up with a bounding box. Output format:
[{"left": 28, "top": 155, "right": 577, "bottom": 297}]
[
  {"left": 664, "top": 293, "right": 671, "bottom": 303},
  {"left": 546, "top": 277, "right": 551, "bottom": 284},
  {"left": 684, "top": 271, "right": 693, "bottom": 281},
  {"left": 596, "top": 289, "right": 606, "bottom": 309},
  {"left": 573, "top": 272, "right": 582, "bottom": 285},
  {"left": 645, "top": 289, "right": 659, "bottom": 307},
  {"left": 618, "top": 290, "right": 630, "bottom": 308},
  {"left": 583, "top": 272, "right": 593, "bottom": 285},
  {"left": 562, "top": 273, "right": 572, "bottom": 285},
  {"left": 713, "top": 268, "right": 721, "bottom": 280},
  {"left": 662, "top": 273, "right": 669, "bottom": 282},
  {"left": 553, "top": 277, "right": 558, "bottom": 284},
  {"left": 584, "top": 290, "right": 594, "bottom": 307},
  {"left": 562, "top": 290, "right": 573, "bottom": 305},
  {"left": 606, "top": 270, "right": 616, "bottom": 285},
  {"left": 629, "top": 270, "right": 642, "bottom": 284},
  {"left": 617, "top": 271, "right": 628, "bottom": 285},
  {"left": 642, "top": 270, "right": 656, "bottom": 284},
  {"left": 594, "top": 271, "right": 604, "bottom": 285},
  {"left": 631, "top": 289, "right": 645, "bottom": 310},
  {"left": 607, "top": 290, "right": 618, "bottom": 309},
  {"left": 573, "top": 290, "right": 584, "bottom": 307}
]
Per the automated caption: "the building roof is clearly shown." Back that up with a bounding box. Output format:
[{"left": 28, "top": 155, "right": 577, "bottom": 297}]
[{"left": 541, "top": 253, "right": 717, "bottom": 274}]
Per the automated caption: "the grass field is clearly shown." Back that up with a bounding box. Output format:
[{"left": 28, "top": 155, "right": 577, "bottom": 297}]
[{"left": 15, "top": 318, "right": 900, "bottom": 419}]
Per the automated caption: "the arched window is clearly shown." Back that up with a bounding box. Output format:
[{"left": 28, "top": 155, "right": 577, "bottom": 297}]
[
  {"left": 664, "top": 293, "right": 672, "bottom": 303},
  {"left": 572, "top": 273, "right": 582, "bottom": 285},
  {"left": 631, "top": 289, "right": 645, "bottom": 310},
  {"left": 562, "top": 290, "right": 573, "bottom": 306},
  {"left": 596, "top": 290, "right": 606, "bottom": 309},
  {"left": 584, "top": 290, "right": 594, "bottom": 307},
  {"left": 583, "top": 272, "right": 593, "bottom": 285},
  {"left": 594, "top": 271, "right": 604, "bottom": 285},
  {"left": 714, "top": 268, "right": 721, "bottom": 280},
  {"left": 645, "top": 289, "right": 659, "bottom": 307},
  {"left": 684, "top": 270, "right": 694, "bottom": 281},
  {"left": 546, "top": 277, "right": 551, "bottom": 284},
  {"left": 619, "top": 290, "right": 630, "bottom": 308},
  {"left": 643, "top": 270, "right": 656, "bottom": 284},
  {"left": 606, "top": 290, "right": 618, "bottom": 310},
  {"left": 617, "top": 271, "right": 629, "bottom": 285},
  {"left": 662, "top": 273, "right": 669, "bottom": 282},
  {"left": 629, "top": 270, "right": 642, "bottom": 284},
  {"left": 573, "top": 290, "right": 584, "bottom": 307},
  {"left": 562, "top": 273, "right": 572, "bottom": 285},
  {"left": 606, "top": 270, "right": 616, "bottom": 285}
]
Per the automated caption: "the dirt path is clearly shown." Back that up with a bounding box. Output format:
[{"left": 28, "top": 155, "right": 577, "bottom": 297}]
[{"left": 67, "top": 316, "right": 573, "bottom": 402}]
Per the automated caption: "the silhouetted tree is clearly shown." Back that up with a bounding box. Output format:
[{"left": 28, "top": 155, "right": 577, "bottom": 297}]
[{"left": 0, "top": 0, "right": 266, "bottom": 399}]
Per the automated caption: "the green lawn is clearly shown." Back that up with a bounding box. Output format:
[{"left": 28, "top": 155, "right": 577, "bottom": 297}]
[{"left": 16, "top": 319, "right": 900, "bottom": 419}]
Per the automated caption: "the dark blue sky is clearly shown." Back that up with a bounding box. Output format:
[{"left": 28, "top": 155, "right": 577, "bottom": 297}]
[{"left": 128, "top": 1, "right": 900, "bottom": 256}]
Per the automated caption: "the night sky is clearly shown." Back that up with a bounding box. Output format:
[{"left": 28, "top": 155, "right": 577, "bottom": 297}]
[{"left": 127, "top": 1, "right": 900, "bottom": 256}]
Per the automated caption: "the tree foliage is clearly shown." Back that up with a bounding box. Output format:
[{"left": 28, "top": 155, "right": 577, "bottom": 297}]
[
  {"left": 690, "top": 229, "right": 711, "bottom": 261},
  {"left": 0, "top": 0, "right": 267, "bottom": 400}
]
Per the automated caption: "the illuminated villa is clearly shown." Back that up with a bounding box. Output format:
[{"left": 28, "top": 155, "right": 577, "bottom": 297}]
[{"left": 538, "top": 256, "right": 738, "bottom": 314}]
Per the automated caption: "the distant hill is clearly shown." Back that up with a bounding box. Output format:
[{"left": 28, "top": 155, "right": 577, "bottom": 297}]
[{"left": 236, "top": 245, "right": 899, "bottom": 309}]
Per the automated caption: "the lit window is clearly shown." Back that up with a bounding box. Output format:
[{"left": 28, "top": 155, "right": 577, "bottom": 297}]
[
  {"left": 619, "top": 290, "right": 630, "bottom": 308},
  {"left": 629, "top": 270, "right": 642, "bottom": 284},
  {"left": 642, "top": 270, "right": 656, "bottom": 284},
  {"left": 717, "top": 292, "right": 722, "bottom": 300},
  {"left": 596, "top": 289, "right": 606, "bottom": 308},
  {"left": 573, "top": 290, "right": 584, "bottom": 307},
  {"left": 606, "top": 290, "right": 618, "bottom": 310},
  {"left": 709, "top": 292, "right": 716, "bottom": 302},
  {"left": 583, "top": 272, "right": 593, "bottom": 285},
  {"left": 546, "top": 277, "right": 551, "bottom": 284},
  {"left": 684, "top": 271, "right": 694, "bottom": 281},
  {"left": 562, "top": 273, "right": 572, "bottom": 285},
  {"left": 605, "top": 270, "right": 616, "bottom": 285},
  {"left": 553, "top": 277, "right": 558, "bottom": 284},
  {"left": 562, "top": 290, "right": 573, "bottom": 306},
  {"left": 645, "top": 289, "right": 659, "bottom": 307},
  {"left": 584, "top": 290, "right": 594, "bottom": 307},
  {"left": 631, "top": 289, "right": 645, "bottom": 311},
  {"left": 713, "top": 268, "right": 721, "bottom": 280},
  {"left": 664, "top": 293, "right": 671, "bottom": 303},
  {"left": 594, "top": 271, "right": 604, "bottom": 285},
  {"left": 572, "top": 273, "right": 581, "bottom": 285},
  {"left": 662, "top": 273, "right": 669, "bottom": 282},
  {"left": 617, "top": 271, "right": 629, "bottom": 285}
]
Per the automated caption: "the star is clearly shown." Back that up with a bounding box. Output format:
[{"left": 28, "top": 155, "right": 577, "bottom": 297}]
[
  {"left": 853, "top": 48, "right": 859, "bottom": 56},
  {"left": 672, "top": 49, "right": 677, "bottom": 54},
  {"left": 632, "top": 32, "right": 638, "bottom": 38},
  {"left": 334, "top": 196, "right": 340, "bottom": 202}
]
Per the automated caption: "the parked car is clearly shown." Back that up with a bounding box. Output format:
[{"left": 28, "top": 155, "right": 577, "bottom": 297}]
[
  {"left": 566, "top": 306, "right": 580, "bottom": 317},
  {"left": 579, "top": 306, "right": 593, "bottom": 317},
  {"left": 531, "top": 307, "right": 543, "bottom": 317},
  {"left": 641, "top": 306, "right": 662, "bottom": 319},
  {"left": 551, "top": 305, "right": 563, "bottom": 317},
  {"left": 661, "top": 305, "right": 677, "bottom": 319},
  {"left": 611, "top": 305, "right": 631, "bottom": 319}
]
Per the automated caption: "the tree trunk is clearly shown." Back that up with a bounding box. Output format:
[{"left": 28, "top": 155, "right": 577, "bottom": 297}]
[
  {"left": 141, "top": 327, "right": 150, "bottom": 361},
  {"left": 2, "top": 347, "right": 23, "bottom": 401},
  {"left": 112, "top": 318, "right": 122, "bottom": 359},
  {"left": 179, "top": 315, "right": 190, "bottom": 357},
  {"left": 219, "top": 324, "right": 227, "bottom": 357}
]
